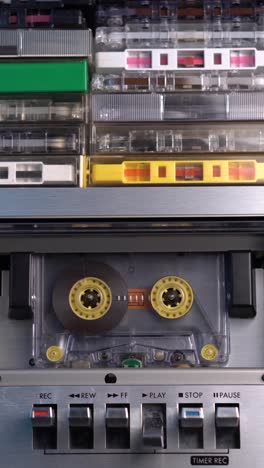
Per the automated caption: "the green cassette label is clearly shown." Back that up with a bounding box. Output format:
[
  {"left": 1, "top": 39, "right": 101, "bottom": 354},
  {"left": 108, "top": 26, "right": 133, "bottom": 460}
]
[{"left": 0, "top": 61, "right": 88, "bottom": 93}]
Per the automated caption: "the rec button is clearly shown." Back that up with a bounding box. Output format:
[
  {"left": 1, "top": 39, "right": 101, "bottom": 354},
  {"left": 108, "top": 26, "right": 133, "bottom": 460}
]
[
  {"left": 191, "top": 456, "right": 229, "bottom": 465},
  {"left": 31, "top": 406, "right": 55, "bottom": 428}
]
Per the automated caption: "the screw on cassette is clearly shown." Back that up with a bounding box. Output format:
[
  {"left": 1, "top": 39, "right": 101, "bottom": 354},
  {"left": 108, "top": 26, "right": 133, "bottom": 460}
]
[{"left": 52, "top": 262, "right": 128, "bottom": 334}]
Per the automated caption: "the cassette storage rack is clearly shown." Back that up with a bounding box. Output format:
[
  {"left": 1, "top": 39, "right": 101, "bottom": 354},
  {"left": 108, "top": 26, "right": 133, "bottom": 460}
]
[
  {"left": 90, "top": 1, "right": 264, "bottom": 189},
  {"left": 2, "top": 3, "right": 264, "bottom": 467},
  {"left": 0, "top": 0, "right": 92, "bottom": 186}
]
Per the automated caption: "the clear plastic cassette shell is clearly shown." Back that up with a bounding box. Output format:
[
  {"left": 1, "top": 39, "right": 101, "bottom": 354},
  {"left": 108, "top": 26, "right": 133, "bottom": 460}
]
[
  {"left": 0, "top": 94, "right": 86, "bottom": 122},
  {"left": 92, "top": 92, "right": 264, "bottom": 122},
  {"left": 92, "top": 70, "right": 264, "bottom": 92},
  {"left": 95, "top": 0, "right": 264, "bottom": 26},
  {"left": 86, "top": 154, "right": 264, "bottom": 186},
  {"left": 0, "top": 29, "right": 92, "bottom": 58},
  {"left": 96, "top": 23, "right": 264, "bottom": 51},
  {"left": 0, "top": 125, "right": 84, "bottom": 154},
  {"left": 0, "top": 7, "right": 86, "bottom": 28},
  {"left": 0, "top": 155, "right": 79, "bottom": 186},
  {"left": 92, "top": 122, "right": 264, "bottom": 154},
  {"left": 32, "top": 253, "right": 229, "bottom": 369}
]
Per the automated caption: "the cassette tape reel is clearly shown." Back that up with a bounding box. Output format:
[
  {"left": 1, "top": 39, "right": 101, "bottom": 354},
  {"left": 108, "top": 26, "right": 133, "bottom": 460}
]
[
  {"left": 150, "top": 276, "right": 194, "bottom": 319},
  {"left": 52, "top": 262, "right": 128, "bottom": 333},
  {"left": 33, "top": 253, "right": 229, "bottom": 369}
]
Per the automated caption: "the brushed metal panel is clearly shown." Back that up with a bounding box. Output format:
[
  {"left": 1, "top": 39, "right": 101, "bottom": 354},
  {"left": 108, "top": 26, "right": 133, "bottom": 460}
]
[
  {"left": 0, "top": 187, "right": 263, "bottom": 218},
  {"left": 0, "top": 383, "right": 262, "bottom": 466},
  {"left": 0, "top": 370, "right": 263, "bottom": 386}
]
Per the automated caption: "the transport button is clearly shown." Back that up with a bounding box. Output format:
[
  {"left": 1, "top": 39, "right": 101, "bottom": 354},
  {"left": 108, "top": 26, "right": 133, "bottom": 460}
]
[
  {"left": 31, "top": 405, "right": 55, "bottom": 428},
  {"left": 106, "top": 406, "right": 129, "bottom": 429},
  {"left": 142, "top": 404, "right": 166, "bottom": 448},
  {"left": 215, "top": 405, "right": 240, "bottom": 428},
  {"left": 180, "top": 406, "right": 204, "bottom": 429},
  {"left": 69, "top": 405, "right": 93, "bottom": 427}
]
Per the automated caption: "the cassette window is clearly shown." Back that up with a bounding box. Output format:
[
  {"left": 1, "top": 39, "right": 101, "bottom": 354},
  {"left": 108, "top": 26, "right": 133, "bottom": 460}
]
[{"left": 32, "top": 253, "right": 229, "bottom": 369}]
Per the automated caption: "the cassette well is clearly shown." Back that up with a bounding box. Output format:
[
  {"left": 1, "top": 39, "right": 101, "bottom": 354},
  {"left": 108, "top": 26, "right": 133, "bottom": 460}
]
[{"left": 32, "top": 253, "right": 229, "bottom": 369}]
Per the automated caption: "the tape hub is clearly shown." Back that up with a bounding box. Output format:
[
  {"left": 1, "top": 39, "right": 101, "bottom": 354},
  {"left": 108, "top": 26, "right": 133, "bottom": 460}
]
[
  {"left": 81, "top": 289, "right": 101, "bottom": 309},
  {"left": 162, "top": 288, "right": 182, "bottom": 308}
]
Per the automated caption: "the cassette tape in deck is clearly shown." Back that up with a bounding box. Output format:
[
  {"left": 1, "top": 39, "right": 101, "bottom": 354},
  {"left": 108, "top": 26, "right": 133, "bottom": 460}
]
[{"left": 32, "top": 253, "right": 229, "bottom": 369}]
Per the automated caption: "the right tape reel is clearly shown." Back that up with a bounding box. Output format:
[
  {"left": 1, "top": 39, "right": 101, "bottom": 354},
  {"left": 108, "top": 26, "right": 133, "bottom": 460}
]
[
  {"left": 150, "top": 276, "right": 194, "bottom": 319},
  {"left": 150, "top": 275, "right": 222, "bottom": 364}
]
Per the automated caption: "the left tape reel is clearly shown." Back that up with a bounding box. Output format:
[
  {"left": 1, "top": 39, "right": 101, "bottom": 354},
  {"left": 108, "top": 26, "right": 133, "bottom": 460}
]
[{"left": 52, "top": 262, "right": 128, "bottom": 334}]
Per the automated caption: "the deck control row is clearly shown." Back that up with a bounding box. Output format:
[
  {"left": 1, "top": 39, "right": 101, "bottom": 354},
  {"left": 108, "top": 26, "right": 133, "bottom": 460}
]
[{"left": 31, "top": 403, "right": 240, "bottom": 451}]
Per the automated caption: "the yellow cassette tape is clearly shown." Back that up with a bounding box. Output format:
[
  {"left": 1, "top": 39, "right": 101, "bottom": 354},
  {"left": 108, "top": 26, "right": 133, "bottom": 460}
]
[{"left": 84, "top": 156, "right": 264, "bottom": 186}]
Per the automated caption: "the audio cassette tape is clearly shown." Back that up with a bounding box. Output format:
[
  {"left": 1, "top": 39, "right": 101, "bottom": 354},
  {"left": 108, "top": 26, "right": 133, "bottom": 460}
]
[
  {"left": 0, "top": 125, "right": 84, "bottom": 154},
  {"left": 92, "top": 70, "right": 264, "bottom": 92},
  {"left": 0, "top": 30, "right": 92, "bottom": 58},
  {"left": 32, "top": 253, "right": 229, "bottom": 369},
  {"left": 85, "top": 155, "right": 264, "bottom": 186},
  {"left": 0, "top": 94, "right": 85, "bottom": 122},
  {"left": 95, "top": 23, "right": 264, "bottom": 51},
  {"left": 92, "top": 122, "right": 264, "bottom": 154},
  {"left": 91, "top": 92, "right": 264, "bottom": 121},
  {"left": 0, "top": 6, "right": 86, "bottom": 28},
  {"left": 95, "top": 0, "right": 264, "bottom": 26}
]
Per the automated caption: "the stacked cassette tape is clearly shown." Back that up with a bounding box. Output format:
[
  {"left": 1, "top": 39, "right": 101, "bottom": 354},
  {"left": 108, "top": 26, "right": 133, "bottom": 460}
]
[
  {"left": 0, "top": 0, "right": 92, "bottom": 186},
  {"left": 88, "top": 0, "right": 264, "bottom": 187}
]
